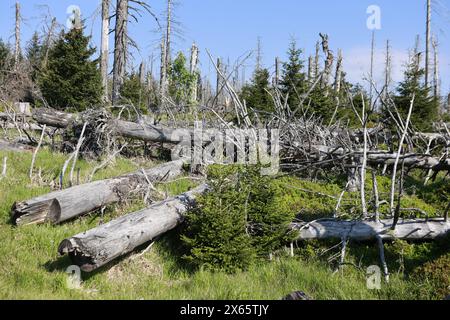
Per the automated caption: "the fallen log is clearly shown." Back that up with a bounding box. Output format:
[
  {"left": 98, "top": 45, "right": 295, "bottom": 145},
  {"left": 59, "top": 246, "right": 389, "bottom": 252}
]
[
  {"left": 31, "top": 108, "right": 75, "bottom": 129},
  {"left": 112, "top": 119, "right": 191, "bottom": 144},
  {"left": 285, "top": 145, "right": 450, "bottom": 172},
  {"left": 12, "top": 159, "right": 186, "bottom": 226},
  {"left": 58, "top": 184, "right": 208, "bottom": 272},
  {"left": 0, "top": 139, "right": 34, "bottom": 152},
  {"left": 293, "top": 218, "right": 450, "bottom": 241},
  {"left": 32, "top": 108, "right": 189, "bottom": 144}
]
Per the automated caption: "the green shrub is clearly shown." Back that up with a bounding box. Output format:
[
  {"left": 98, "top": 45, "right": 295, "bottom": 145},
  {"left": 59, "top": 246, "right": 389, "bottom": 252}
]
[
  {"left": 181, "top": 165, "right": 296, "bottom": 273},
  {"left": 412, "top": 253, "right": 450, "bottom": 299}
]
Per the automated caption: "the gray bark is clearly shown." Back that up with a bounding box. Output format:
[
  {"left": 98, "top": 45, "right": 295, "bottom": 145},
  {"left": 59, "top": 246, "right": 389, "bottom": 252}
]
[
  {"left": 58, "top": 184, "right": 208, "bottom": 272},
  {"left": 12, "top": 160, "right": 186, "bottom": 226},
  {"left": 293, "top": 218, "right": 450, "bottom": 241},
  {"left": 101, "top": 0, "right": 110, "bottom": 102},
  {"left": 112, "top": 0, "right": 128, "bottom": 104},
  {"left": 14, "top": 1, "right": 21, "bottom": 67},
  {"left": 0, "top": 139, "right": 34, "bottom": 152}
]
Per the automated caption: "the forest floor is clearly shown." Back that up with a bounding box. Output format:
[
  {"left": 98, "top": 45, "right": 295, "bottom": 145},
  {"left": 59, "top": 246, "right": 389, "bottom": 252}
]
[{"left": 0, "top": 145, "right": 448, "bottom": 300}]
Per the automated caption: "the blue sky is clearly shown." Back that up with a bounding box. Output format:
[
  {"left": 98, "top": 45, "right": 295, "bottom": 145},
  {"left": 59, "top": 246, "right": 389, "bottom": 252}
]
[{"left": 1, "top": 0, "right": 450, "bottom": 93}]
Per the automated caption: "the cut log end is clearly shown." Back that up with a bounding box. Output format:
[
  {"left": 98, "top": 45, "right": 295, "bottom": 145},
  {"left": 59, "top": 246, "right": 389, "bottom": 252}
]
[
  {"left": 12, "top": 199, "right": 61, "bottom": 226},
  {"left": 58, "top": 239, "right": 96, "bottom": 272}
]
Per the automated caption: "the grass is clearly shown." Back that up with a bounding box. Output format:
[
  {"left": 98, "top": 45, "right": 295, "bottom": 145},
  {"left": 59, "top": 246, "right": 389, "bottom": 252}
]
[{"left": 0, "top": 148, "right": 448, "bottom": 300}]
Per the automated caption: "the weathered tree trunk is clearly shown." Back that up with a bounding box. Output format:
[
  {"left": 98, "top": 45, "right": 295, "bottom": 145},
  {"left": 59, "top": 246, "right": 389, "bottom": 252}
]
[
  {"left": 58, "top": 184, "right": 208, "bottom": 272},
  {"left": 314, "top": 41, "right": 320, "bottom": 81},
  {"left": 384, "top": 40, "right": 391, "bottom": 102},
  {"left": 319, "top": 33, "right": 334, "bottom": 94},
  {"left": 432, "top": 36, "right": 440, "bottom": 100},
  {"left": 112, "top": 119, "right": 191, "bottom": 143},
  {"left": 165, "top": 0, "right": 172, "bottom": 72},
  {"left": 189, "top": 43, "right": 199, "bottom": 105},
  {"left": 0, "top": 139, "right": 34, "bottom": 152},
  {"left": 425, "top": 0, "right": 431, "bottom": 89},
  {"left": 42, "top": 18, "right": 57, "bottom": 69},
  {"left": 369, "top": 31, "right": 375, "bottom": 105},
  {"left": 12, "top": 160, "right": 186, "bottom": 226},
  {"left": 14, "top": 1, "right": 21, "bottom": 67},
  {"left": 32, "top": 108, "right": 74, "bottom": 128},
  {"left": 159, "top": 38, "right": 168, "bottom": 100},
  {"left": 112, "top": 0, "right": 128, "bottom": 104},
  {"left": 334, "top": 49, "right": 343, "bottom": 93},
  {"left": 101, "top": 0, "right": 110, "bottom": 102},
  {"left": 293, "top": 219, "right": 450, "bottom": 241},
  {"left": 139, "top": 61, "right": 146, "bottom": 85}
]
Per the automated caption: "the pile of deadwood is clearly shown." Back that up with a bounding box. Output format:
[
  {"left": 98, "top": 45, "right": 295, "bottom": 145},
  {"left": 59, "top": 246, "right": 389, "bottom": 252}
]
[{"left": 2, "top": 107, "right": 450, "bottom": 276}]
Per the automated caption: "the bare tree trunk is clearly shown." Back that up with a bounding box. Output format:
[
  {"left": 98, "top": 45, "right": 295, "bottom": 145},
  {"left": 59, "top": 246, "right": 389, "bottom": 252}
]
[
  {"left": 390, "top": 95, "right": 415, "bottom": 213},
  {"left": 425, "top": 0, "right": 431, "bottom": 89},
  {"left": 139, "top": 61, "right": 146, "bottom": 85},
  {"left": 159, "top": 38, "right": 167, "bottom": 100},
  {"left": 369, "top": 31, "right": 375, "bottom": 106},
  {"left": 308, "top": 56, "right": 313, "bottom": 83},
  {"left": 112, "top": 0, "right": 128, "bottom": 105},
  {"left": 320, "top": 33, "right": 334, "bottom": 94},
  {"left": 334, "top": 49, "right": 343, "bottom": 93},
  {"left": 42, "top": 18, "right": 57, "bottom": 69},
  {"left": 216, "top": 57, "right": 222, "bottom": 105},
  {"left": 14, "top": 1, "right": 21, "bottom": 67},
  {"left": 360, "top": 95, "right": 368, "bottom": 217},
  {"left": 165, "top": 0, "right": 172, "bottom": 72},
  {"left": 432, "top": 36, "right": 440, "bottom": 101},
  {"left": 314, "top": 41, "right": 320, "bottom": 81},
  {"left": 383, "top": 40, "right": 391, "bottom": 103},
  {"left": 189, "top": 43, "right": 199, "bottom": 106},
  {"left": 274, "top": 57, "right": 280, "bottom": 87},
  {"left": 101, "top": 0, "right": 110, "bottom": 103},
  {"left": 256, "top": 36, "right": 262, "bottom": 71}
]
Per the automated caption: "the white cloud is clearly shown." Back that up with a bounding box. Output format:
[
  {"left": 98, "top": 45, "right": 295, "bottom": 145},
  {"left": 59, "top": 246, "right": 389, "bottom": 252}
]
[{"left": 342, "top": 46, "right": 410, "bottom": 88}]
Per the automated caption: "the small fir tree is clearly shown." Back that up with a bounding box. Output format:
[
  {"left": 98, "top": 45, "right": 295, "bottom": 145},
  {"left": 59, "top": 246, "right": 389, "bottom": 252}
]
[{"left": 40, "top": 25, "right": 102, "bottom": 111}]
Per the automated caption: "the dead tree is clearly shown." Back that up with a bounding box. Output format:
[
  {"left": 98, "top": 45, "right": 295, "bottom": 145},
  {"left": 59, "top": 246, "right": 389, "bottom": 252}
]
[
  {"left": 293, "top": 219, "right": 450, "bottom": 241},
  {"left": 189, "top": 43, "right": 199, "bottom": 106},
  {"left": 334, "top": 49, "right": 343, "bottom": 93},
  {"left": 369, "top": 31, "right": 375, "bottom": 105},
  {"left": 164, "top": 0, "right": 172, "bottom": 72},
  {"left": 274, "top": 57, "right": 280, "bottom": 86},
  {"left": 101, "top": 0, "right": 110, "bottom": 103},
  {"left": 314, "top": 41, "right": 320, "bottom": 81},
  {"left": 12, "top": 160, "right": 186, "bottom": 226},
  {"left": 425, "top": 0, "right": 431, "bottom": 89},
  {"left": 58, "top": 184, "right": 207, "bottom": 272},
  {"left": 383, "top": 40, "right": 391, "bottom": 102},
  {"left": 319, "top": 33, "right": 334, "bottom": 94},
  {"left": 112, "top": 0, "right": 129, "bottom": 104},
  {"left": 432, "top": 35, "right": 440, "bottom": 100},
  {"left": 159, "top": 38, "right": 168, "bottom": 99}
]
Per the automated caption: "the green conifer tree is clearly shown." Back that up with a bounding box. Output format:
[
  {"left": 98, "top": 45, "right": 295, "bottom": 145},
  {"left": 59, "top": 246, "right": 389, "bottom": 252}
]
[
  {"left": 392, "top": 57, "right": 438, "bottom": 131},
  {"left": 40, "top": 26, "right": 102, "bottom": 111},
  {"left": 279, "top": 40, "right": 306, "bottom": 108},
  {"left": 26, "top": 32, "right": 43, "bottom": 82},
  {"left": 119, "top": 72, "right": 150, "bottom": 115},
  {"left": 240, "top": 68, "right": 273, "bottom": 117}
]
